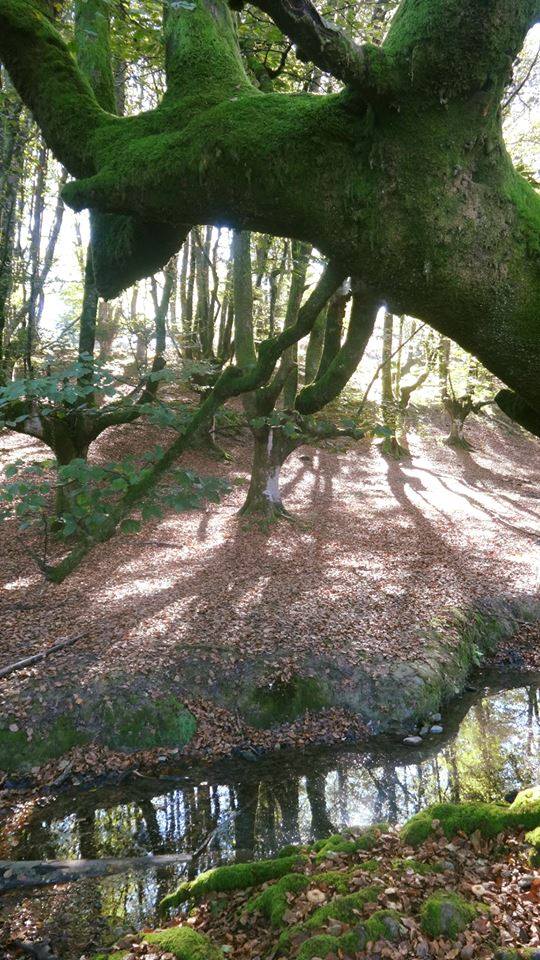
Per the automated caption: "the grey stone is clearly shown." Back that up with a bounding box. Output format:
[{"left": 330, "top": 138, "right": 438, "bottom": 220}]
[
  {"left": 430, "top": 724, "right": 443, "bottom": 734},
  {"left": 403, "top": 736, "right": 423, "bottom": 746},
  {"left": 431, "top": 712, "right": 442, "bottom": 722}
]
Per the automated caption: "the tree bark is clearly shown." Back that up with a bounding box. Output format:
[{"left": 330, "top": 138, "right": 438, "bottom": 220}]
[
  {"left": 3, "top": 0, "right": 533, "bottom": 429},
  {"left": 239, "top": 425, "right": 297, "bottom": 520}
]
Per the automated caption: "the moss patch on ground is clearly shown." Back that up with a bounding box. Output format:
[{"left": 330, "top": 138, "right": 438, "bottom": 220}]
[
  {"left": 145, "top": 927, "right": 221, "bottom": 959},
  {"left": 401, "top": 788, "right": 540, "bottom": 848},
  {"left": 0, "top": 695, "right": 196, "bottom": 774},
  {"left": 245, "top": 675, "right": 331, "bottom": 728},
  {"left": 161, "top": 854, "right": 305, "bottom": 910},
  {"left": 0, "top": 717, "right": 88, "bottom": 774}
]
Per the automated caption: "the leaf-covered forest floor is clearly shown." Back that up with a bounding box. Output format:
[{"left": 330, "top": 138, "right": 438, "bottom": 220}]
[{"left": 0, "top": 406, "right": 539, "bottom": 788}]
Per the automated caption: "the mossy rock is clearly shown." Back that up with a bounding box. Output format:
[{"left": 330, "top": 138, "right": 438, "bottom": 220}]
[
  {"left": 525, "top": 826, "right": 540, "bottom": 865},
  {"left": 314, "top": 824, "right": 387, "bottom": 860},
  {"left": 420, "top": 892, "right": 478, "bottom": 938},
  {"left": 160, "top": 854, "right": 305, "bottom": 910},
  {"left": 402, "top": 792, "right": 540, "bottom": 847},
  {"left": 246, "top": 868, "right": 355, "bottom": 925},
  {"left": 145, "top": 926, "right": 221, "bottom": 959},
  {"left": 296, "top": 930, "right": 364, "bottom": 959},
  {"left": 277, "top": 886, "right": 382, "bottom": 952},
  {"left": 0, "top": 717, "right": 89, "bottom": 774},
  {"left": 244, "top": 675, "right": 330, "bottom": 728},
  {"left": 246, "top": 872, "right": 309, "bottom": 924},
  {"left": 365, "top": 908, "right": 406, "bottom": 942}
]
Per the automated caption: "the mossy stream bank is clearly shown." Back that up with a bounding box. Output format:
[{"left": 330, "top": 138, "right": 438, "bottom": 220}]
[
  {"left": 89, "top": 788, "right": 540, "bottom": 960},
  {"left": 0, "top": 595, "right": 538, "bottom": 780}
]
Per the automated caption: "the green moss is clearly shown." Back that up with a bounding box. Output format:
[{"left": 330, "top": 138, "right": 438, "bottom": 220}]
[
  {"left": 0, "top": 717, "right": 88, "bottom": 774},
  {"left": 420, "top": 892, "right": 478, "bottom": 939},
  {"left": 357, "top": 859, "right": 380, "bottom": 873},
  {"left": 392, "top": 857, "right": 445, "bottom": 875},
  {"left": 311, "top": 870, "right": 353, "bottom": 892},
  {"left": 160, "top": 854, "right": 305, "bottom": 910},
  {"left": 145, "top": 927, "right": 221, "bottom": 960},
  {"left": 297, "top": 931, "right": 364, "bottom": 959},
  {"left": 505, "top": 168, "right": 540, "bottom": 259},
  {"left": 525, "top": 826, "right": 540, "bottom": 865},
  {"left": 246, "top": 873, "right": 309, "bottom": 924},
  {"left": 365, "top": 909, "right": 405, "bottom": 942},
  {"left": 402, "top": 792, "right": 540, "bottom": 847},
  {"left": 101, "top": 695, "right": 196, "bottom": 751},
  {"left": 0, "top": 694, "right": 196, "bottom": 774},
  {"left": 277, "top": 843, "right": 304, "bottom": 858},
  {"left": 277, "top": 886, "right": 382, "bottom": 952},
  {"left": 314, "top": 825, "right": 387, "bottom": 860},
  {"left": 246, "top": 675, "right": 330, "bottom": 728}
]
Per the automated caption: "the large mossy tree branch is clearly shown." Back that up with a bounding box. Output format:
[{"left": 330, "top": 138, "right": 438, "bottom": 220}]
[
  {"left": 0, "top": 0, "right": 107, "bottom": 177},
  {"left": 245, "top": 0, "right": 395, "bottom": 98}
]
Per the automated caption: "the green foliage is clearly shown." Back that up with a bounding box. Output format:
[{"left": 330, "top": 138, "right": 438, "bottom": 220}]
[
  {"left": 0, "top": 358, "right": 121, "bottom": 419},
  {"left": 0, "top": 455, "right": 229, "bottom": 544}
]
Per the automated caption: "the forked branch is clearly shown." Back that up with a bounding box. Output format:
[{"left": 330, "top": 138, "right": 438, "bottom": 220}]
[{"left": 245, "top": 0, "right": 394, "bottom": 97}]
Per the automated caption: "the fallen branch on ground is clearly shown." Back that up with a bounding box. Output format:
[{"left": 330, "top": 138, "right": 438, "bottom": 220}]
[{"left": 0, "top": 631, "right": 88, "bottom": 680}]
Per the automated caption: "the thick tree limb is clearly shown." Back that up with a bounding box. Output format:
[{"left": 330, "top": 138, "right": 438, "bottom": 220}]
[
  {"left": 296, "top": 286, "right": 378, "bottom": 414},
  {"left": 245, "top": 0, "right": 394, "bottom": 96},
  {"left": 0, "top": 0, "right": 106, "bottom": 177}
]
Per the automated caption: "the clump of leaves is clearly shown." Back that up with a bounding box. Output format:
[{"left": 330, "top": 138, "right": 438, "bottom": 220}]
[{"left": 1, "top": 452, "right": 229, "bottom": 546}]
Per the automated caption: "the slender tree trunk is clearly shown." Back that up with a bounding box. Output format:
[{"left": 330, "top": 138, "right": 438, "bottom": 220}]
[
  {"left": 282, "top": 240, "right": 311, "bottom": 408},
  {"left": 304, "top": 307, "right": 327, "bottom": 384},
  {"left": 443, "top": 396, "right": 474, "bottom": 449},
  {"left": 438, "top": 336, "right": 451, "bottom": 399},
  {"left": 24, "top": 140, "right": 48, "bottom": 373}
]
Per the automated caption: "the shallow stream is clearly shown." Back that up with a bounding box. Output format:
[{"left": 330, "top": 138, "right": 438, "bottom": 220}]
[{"left": 2, "top": 673, "right": 540, "bottom": 957}]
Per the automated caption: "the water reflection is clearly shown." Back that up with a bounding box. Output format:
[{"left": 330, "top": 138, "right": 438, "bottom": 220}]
[{"left": 2, "top": 679, "right": 540, "bottom": 957}]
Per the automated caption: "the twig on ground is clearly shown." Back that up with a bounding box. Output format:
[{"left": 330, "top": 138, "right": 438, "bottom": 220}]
[{"left": 0, "top": 632, "right": 89, "bottom": 680}]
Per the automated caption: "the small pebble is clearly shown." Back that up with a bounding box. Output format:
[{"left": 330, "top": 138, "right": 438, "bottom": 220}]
[
  {"left": 431, "top": 712, "right": 442, "bottom": 722},
  {"left": 430, "top": 724, "right": 443, "bottom": 734},
  {"left": 403, "top": 735, "right": 423, "bottom": 746},
  {"left": 519, "top": 875, "right": 534, "bottom": 890}
]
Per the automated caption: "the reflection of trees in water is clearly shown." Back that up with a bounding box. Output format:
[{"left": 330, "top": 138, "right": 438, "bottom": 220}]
[{"left": 12, "top": 688, "right": 540, "bottom": 887}]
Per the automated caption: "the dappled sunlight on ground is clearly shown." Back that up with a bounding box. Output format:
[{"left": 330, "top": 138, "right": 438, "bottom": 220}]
[{"left": 0, "top": 411, "right": 538, "bottom": 723}]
